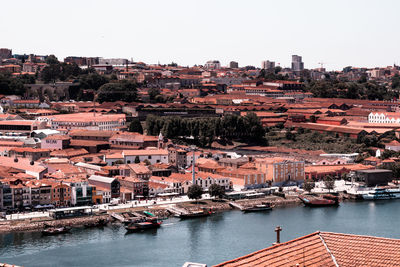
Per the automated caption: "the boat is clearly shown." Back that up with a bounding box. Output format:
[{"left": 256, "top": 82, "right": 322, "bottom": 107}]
[
  {"left": 84, "top": 218, "right": 108, "bottom": 228},
  {"left": 362, "top": 187, "right": 400, "bottom": 200},
  {"left": 242, "top": 203, "right": 274, "bottom": 212},
  {"left": 298, "top": 194, "right": 339, "bottom": 207},
  {"left": 178, "top": 208, "right": 212, "bottom": 219},
  {"left": 42, "top": 226, "right": 71, "bottom": 236},
  {"left": 125, "top": 217, "right": 162, "bottom": 232}
]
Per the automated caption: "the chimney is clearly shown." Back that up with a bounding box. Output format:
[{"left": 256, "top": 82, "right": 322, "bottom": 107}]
[{"left": 273, "top": 226, "right": 282, "bottom": 245}]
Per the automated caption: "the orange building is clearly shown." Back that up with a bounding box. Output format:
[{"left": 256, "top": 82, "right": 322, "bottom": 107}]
[
  {"left": 48, "top": 181, "right": 72, "bottom": 207},
  {"left": 218, "top": 167, "right": 267, "bottom": 189},
  {"left": 255, "top": 157, "right": 305, "bottom": 186}
]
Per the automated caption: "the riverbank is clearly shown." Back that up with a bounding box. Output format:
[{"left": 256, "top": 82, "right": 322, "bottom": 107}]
[{"left": 0, "top": 195, "right": 304, "bottom": 234}]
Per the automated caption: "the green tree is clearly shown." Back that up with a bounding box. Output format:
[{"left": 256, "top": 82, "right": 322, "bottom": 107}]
[
  {"left": 149, "top": 88, "right": 161, "bottom": 102},
  {"left": 45, "top": 54, "right": 59, "bottom": 65},
  {"left": 129, "top": 118, "right": 143, "bottom": 134},
  {"left": 303, "top": 181, "right": 315, "bottom": 193},
  {"left": 187, "top": 184, "right": 203, "bottom": 201},
  {"left": 244, "top": 112, "right": 266, "bottom": 141},
  {"left": 41, "top": 64, "right": 61, "bottom": 83},
  {"left": 79, "top": 73, "right": 109, "bottom": 90},
  {"left": 285, "top": 131, "right": 296, "bottom": 141},
  {"left": 97, "top": 80, "right": 138, "bottom": 103},
  {"left": 323, "top": 175, "right": 335, "bottom": 192},
  {"left": 134, "top": 156, "right": 140, "bottom": 164},
  {"left": 209, "top": 183, "right": 225, "bottom": 199}
]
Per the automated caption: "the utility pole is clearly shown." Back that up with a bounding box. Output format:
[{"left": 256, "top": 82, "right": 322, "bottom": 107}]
[{"left": 191, "top": 145, "right": 196, "bottom": 185}]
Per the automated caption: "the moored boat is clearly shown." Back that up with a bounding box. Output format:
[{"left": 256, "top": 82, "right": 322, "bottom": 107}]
[
  {"left": 84, "top": 218, "right": 108, "bottom": 228},
  {"left": 298, "top": 194, "right": 339, "bottom": 207},
  {"left": 42, "top": 226, "right": 71, "bottom": 236},
  {"left": 178, "top": 208, "right": 212, "bottom": 219},
  {"left": 362, "top": 187, "right": 400, "bottom": 200},
  {"left": 125, "top": 217, "right": 162, "bottom": 232},
  {"left": 242, "top": 203, "right": 274, "bottom": 212}
]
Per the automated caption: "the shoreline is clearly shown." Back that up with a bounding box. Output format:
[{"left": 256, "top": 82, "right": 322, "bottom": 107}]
[{"left": 0, "top": 194, "right": 326, "bottom": 234}]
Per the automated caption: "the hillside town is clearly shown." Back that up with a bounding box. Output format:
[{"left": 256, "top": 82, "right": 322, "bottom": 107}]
[
  {"left": 3, "top": 47, "right": 400, "bottom": 267},
  {"left": 1, "top": 48, "right": 400, "bottom": 214}
]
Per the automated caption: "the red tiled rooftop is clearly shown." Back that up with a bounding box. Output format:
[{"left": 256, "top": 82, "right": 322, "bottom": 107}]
[{"left": 215, "top": 231, "right": 400, "bottom": 267}]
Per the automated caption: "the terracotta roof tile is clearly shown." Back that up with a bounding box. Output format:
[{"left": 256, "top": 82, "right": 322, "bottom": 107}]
[{"left": 215, "top": 231, "right": 400, "bottom": 267}]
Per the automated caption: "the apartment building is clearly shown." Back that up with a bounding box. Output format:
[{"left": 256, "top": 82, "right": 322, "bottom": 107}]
[
  {"left": 255, "top": 157, "right": 305, "bottom": 185},
  {"left": 109, "top": 132, "right": 158, "bottom": 150},
  {"left": 37, "top": 113, "right": 126, "bottom": 131},
  {"left": 8, "top": 147, "right": 50, "bottom": 161}
]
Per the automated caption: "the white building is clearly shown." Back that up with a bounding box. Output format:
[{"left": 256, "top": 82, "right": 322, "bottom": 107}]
[
  {"left": 204, "top": 60, "right": 221, "bottom": 70},
  {"left": 368, "top": 112, "right": 400, "bottom": 124},
  {"left": 36, "top": 113, "right": 126, "bottom": 131},
  {"left": 105, "top": 149, "right": 169, "bottom": 166},
  {"left": 261, "top": 60, "right": 275, "bottom": 70},
  {"left": 64, "top": 180, "right": 93, "bottom": 206}
]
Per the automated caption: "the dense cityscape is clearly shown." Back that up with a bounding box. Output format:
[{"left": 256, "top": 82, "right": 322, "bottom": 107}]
[{"left": 1, "top": 45, "right": 400, "bottom": 266}]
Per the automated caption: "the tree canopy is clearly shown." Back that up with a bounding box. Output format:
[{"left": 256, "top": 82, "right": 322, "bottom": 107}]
[
  {"left": 96, "top": 80, "right": 138, "bottom": 103},
  {"left": 209, "top": 183, "right": 225, "bottom": 199},
  {"left": 0, "top": 74, "right": 35, "bottom": 95},
  {"left": 323, "top": 175, "right": 335, "bottom": 192},
  {"left": 145, "top": 113, "right": 266, "bottom": 147},
  {"left": 129, "top": 118, "right": 143, "bottom": 134},
  {"left": 303, "top": 181, "right": 315, "bottom": 193},
  {"left": 305, "top": 79, "right": 396, "bottom": 100},
  {"left": 187, "top": 184, "right": 203, "bottom": 200}
]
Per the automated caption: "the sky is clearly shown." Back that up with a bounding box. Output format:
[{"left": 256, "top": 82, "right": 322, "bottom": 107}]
[{"left": 1, "top": 0, "right": 400, "bottom": 70}]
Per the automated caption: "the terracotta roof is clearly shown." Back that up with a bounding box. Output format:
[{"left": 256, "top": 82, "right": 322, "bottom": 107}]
[
  {"left": 69, "top": 129, "right": 115, "bottom": 138},
  {"left": 386, "top": 140, "right": 400, "bottom": 146},
  {"left": 70, "top": 139, "right": 109, "bottom": 146},
  {"left": 123, "top": 149, "right": 168, "bottom": 156},
  {"left": 128, "top": 163, "right": 151, "bottom": 174},
  {"left": 305, "top": 164, "right": 375, "bottom": 173},
  {"left": 50, "top": 148, "right": 88, "bottom": 158},
  {"left": 364, "top": 156, "right": 380, "bottom": 162},
  {"left": 10, "top": 147, "right": 50, "bottom": 153},
  {"left": 43, "top": 134, "right": 71, "bottom": 140},
  {"left": 215, "top": 231, "right": 400, "bottom": 267}
]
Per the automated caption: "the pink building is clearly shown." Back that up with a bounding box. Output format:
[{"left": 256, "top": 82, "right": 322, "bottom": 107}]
[{"left": 41, "top": 135, "right": 71, "bottom": 150}]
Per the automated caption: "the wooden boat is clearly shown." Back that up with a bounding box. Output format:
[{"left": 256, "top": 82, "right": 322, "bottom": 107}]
[
  {"left": 298, "top": 194, "right": 339, "bottom": 207},
  {"left": 84, "top": 218, "right": 108, "bottom": 228},
  {"left": 125, "top": 217, "right": 162, "bottom": 233},
  {"left": 242, "top": 203, "right": 274, "bottom": 212},
  {"left": 178, "top": 208, "right": 212, "bottom": 219},
  {"left": 42, "top": 226, "right": 71, "bottom": 236}
]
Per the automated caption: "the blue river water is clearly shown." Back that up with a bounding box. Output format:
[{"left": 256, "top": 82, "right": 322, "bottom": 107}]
[{"left": 1, "top": 200, "right": 400, "bottom": 267}]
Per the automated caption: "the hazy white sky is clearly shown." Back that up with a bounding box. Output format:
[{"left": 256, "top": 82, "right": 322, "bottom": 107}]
[{"left": 1, "top": 0, "right": 399, "bottom": 70}]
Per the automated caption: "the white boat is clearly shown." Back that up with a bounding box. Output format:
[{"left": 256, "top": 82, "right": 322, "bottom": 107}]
[{"left": 362, "top": 187, "right": 400, "bottom": 200}]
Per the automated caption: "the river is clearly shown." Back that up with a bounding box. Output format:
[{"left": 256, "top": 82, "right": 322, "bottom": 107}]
[{"left": 2, "top": 200, "right": 400, "bottom": 267}]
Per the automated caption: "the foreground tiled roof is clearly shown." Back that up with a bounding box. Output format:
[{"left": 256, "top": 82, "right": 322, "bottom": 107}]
[{"left": 214, "top": 231, "right": 400, "bottom": 267}]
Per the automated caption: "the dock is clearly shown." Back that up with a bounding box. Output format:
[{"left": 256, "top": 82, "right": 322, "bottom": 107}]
[
  {"left": 110, "top": 213, "right": 128, "bottom": 223},
  {"left": 229, "top": 202, "right": 245, "bottom": 210},
  {"left": 166, "top": 205, "right": 190, "bottom": 216}
]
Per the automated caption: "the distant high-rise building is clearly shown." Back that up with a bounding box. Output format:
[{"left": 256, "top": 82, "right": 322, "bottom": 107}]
[
  {"left": 229, "top": 61, "right": 239, "bottom": 69},
  {"left": 261, "top": 60, "right": 275, "bottom": 70},
  {"left": 99, "top": 58, "right": 128, "bottom": 66},
  {"left": 64, "top": 56, "right": 99, "bottom": 66},
  {"left": 204, "top": 60, "right": 221, "bottom": 70},
  {"left": 291, "top": 55, "right": 304, "bottom": 72},
  {"left": 0, "top": 48, "right": 12, "bottom": 60}
]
